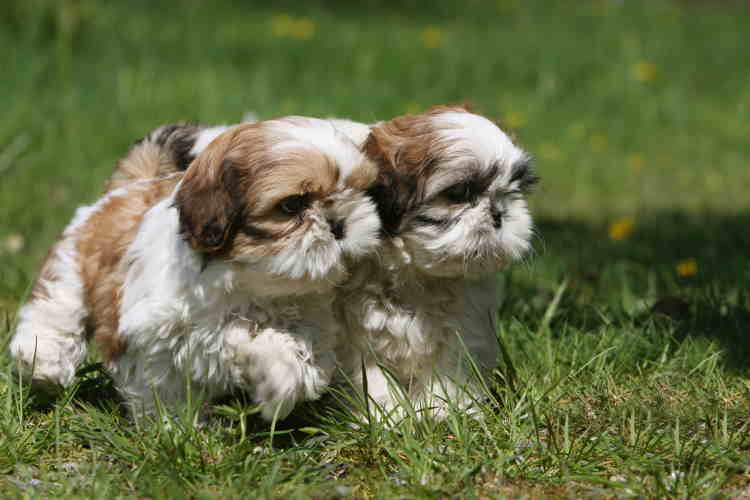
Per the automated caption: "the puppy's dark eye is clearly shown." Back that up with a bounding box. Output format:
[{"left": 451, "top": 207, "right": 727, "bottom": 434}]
[
  {"left": 278, "top": 194, "right": 309, "bottom": 216},
  {"left": 442, "top": 182, "right": 474, "bottom": 203}
]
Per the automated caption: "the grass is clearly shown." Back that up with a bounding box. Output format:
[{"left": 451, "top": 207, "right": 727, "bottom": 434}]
[{"left": 1, "top": 0, "right": 749, "bottom": 497}]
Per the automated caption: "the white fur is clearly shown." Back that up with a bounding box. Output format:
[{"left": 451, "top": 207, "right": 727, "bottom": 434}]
[
  {"left": 327, "top": 119, "right": 372, "bottom": 148},
  {"left": 267, "top": 118, "right": 367, "bottom": 184},
  {"left": 189, "top": 126, "right": 231, "bottom": 156}
]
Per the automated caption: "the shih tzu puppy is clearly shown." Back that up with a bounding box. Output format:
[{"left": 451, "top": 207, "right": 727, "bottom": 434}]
[
  {"left": 335, "top": 106, "right": 538, "bottom": 421},
  {"left": 9, "top": 117, "right": 381, "bottom": 421}
]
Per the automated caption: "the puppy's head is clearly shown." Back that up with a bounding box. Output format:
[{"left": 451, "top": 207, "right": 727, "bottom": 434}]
[
  {"left": 364, "top": 106, "right": 538, "bottom": 278},
  {"left": 175, "top": 117, "right": 380, "bottom": 294}
]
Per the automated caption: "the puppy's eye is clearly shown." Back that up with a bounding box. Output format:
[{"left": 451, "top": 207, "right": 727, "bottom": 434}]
[
  {"left": 278, "top": 194, "right": 309, "bottom": 216},
  {"left": 442, "top": 182, "right": 474, "bottom": 203}
]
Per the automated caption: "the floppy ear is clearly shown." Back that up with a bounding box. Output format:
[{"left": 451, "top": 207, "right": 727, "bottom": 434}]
[
  {"left": 362, "top": 116, "right": 434, "bottom": 236},
  {"left": 363, "top": 131, "right": 404, "bottom": 236},
  {"left": 174, "top": 144, "right": 243, "bottom": 255}
]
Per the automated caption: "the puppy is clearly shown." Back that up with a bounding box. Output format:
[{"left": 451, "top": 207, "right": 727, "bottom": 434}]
[
  {"left": 336, "top": 106, "right": 538, "bottom": 421},
  {"left": 9, "top": 117, "right": 381, "bottom": 421}
]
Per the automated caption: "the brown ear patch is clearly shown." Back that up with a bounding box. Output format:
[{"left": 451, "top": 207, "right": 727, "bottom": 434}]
[
  {"left": 174, "top": 124, "right": 262, "bottom": 255},
  {"left": 363, "top": 107, "right": 466, "bottom": 236},
  {"left": 176, "top": 158, "right": 244, "bottom": 254}
]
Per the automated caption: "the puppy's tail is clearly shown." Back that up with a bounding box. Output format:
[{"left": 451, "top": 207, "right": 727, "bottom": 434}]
[{"left": 106, "top": 123, "right": 210, "bottom": 191}]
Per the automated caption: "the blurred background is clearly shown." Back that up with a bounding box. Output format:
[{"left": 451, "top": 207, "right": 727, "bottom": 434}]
[{"left": 1, "top": 0, "right": 749, "bottom": 360}]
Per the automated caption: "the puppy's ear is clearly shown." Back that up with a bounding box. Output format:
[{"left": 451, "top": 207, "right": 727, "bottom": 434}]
[
  {"left": 175, "top": 141, "right": 243, "bottom": 254},
  {"left": 362, "top": 116, "right": 435, "bottom": 236}
]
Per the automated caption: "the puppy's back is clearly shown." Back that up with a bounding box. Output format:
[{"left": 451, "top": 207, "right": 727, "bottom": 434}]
[
  {"left": 106, "top": 123, "right": 204, "bottom": 191},
  {"left": 79, "top": 176, "right": 182, "bottom": 361}
]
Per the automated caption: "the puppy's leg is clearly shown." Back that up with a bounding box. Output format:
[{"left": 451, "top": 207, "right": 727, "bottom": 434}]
[
  {"left": 412, "top": 333, "right": 498, "bottom": 420},
  {"left": 108, "top": 350, "right": 190, "bottom": 419},
  {"left": 355, "top": 360, "right": 411, "bottom": 423},
  {"left": 226, "top": 322, "right": 336, "bottom": 421},
  {"left": 9, "top": 237, "right": 88, "bottom": 390}
]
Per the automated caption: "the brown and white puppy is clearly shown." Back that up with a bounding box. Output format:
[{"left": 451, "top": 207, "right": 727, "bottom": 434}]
[
  {"left": 9, "top": 117, "right": 381, "bottom": 420},
  {"left": 336, "top": 106, "right": 538, "bottom": 421}
]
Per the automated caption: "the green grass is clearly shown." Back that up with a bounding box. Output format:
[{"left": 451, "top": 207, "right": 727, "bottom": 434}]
[{"left": 1, "top": 0, "right": 750, "bottom": 497}]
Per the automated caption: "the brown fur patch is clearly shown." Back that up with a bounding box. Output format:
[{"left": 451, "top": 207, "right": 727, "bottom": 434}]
[
  {"left": 76, "top": 176, "right": 181, "bottom": 362},
  {"left": 363, "top": 106, "right": 468, "bottom": 235},
  {"left": 344, "top": 158, "right": 378, "bottom": 190},
  {"left": 29, "top": 242, "right": 63, "bottom": 302},
  {"left": 106, "top": 142, "right": 175, "bottom": 191},
  {"left": 105, "top": 123, "right": 201, "bottom": 192}
]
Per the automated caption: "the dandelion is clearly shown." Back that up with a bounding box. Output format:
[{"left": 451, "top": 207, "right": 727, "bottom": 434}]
[
  {"left": 291, "top": 18, "right": 316, "bottom": 40},
  {"left": 420, "top": 26, "right": 443, "bottom": 49},
  {"left": 271, "top": 15, "right": 316, "bottom": 40},
  {"left": 675, "top": 258, "right": 698, "bottom": 277},
  {"left": 627, "top": 152, "right": 645, "bottom": 171},
  {"left": 589, "top": 133, "right": 608, "bottom": 153},
  {"left": 608, "top": 217, "right": 635, "bottom": 241},
  {"left": 504, "top": 111, "right": 527, "bottom": 129},
  {"left": 631, "top": 61, "right": 658, "bottom": 83},
  {"left": 4, "top": 233, "right": 25, "bottom": 253}
]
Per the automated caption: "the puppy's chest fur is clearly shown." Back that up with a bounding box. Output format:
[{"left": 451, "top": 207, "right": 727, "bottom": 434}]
[
  {"left": 212, "top": 295, "right": 337, "bottom": 340},
  {"left": 338, "top": 254, "right": 501, "bottom": 371}
]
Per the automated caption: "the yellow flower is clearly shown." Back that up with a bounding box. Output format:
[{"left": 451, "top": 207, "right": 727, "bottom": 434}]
[
  {"left": 608, "top": 217, "right": 635, "bottom": 241},
  {"left": 291, "top": 18, "right": 316, "bottom": 40},
  {"left": 675, "top": 258, "right": 698, "bottom": 277},
  {"left": 420, "top": 26, "right": 443, "bottom": 49},
  {"left": 4, "top": 233, "right": 25, "bottom": 253},
  {"left": 271, "top": 15, "right": 315, "bottom": 40},
  {"left": 589, "top": 133, "right": 608, "bottom": 153},
  {"left": 631, "top": 61, "right": 658, "bottom": 83},
  {"left": 627, "top": 152, "right": 645, "bottom": 171},
  {"left": 504, "top": 111, "right": 527, "bottom": 129}
]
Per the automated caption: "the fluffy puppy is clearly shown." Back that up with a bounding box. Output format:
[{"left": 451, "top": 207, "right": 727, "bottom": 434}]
[
  {"left": 9, "top": 117, "right": 381, "bottom": 420},
  {"left": 336, "top": 106, "right": 538, "bottom": 421}
]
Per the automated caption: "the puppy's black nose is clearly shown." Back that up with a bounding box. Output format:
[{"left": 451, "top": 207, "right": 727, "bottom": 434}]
[
  {"left": 490, "top": 206, "right": 504, "bottom": 229},
  {"left": 328, "top": 217, "right": 346, "bottom": 240}
]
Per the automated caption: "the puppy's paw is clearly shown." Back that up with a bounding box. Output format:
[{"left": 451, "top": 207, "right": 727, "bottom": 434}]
[
  {"left": 9, "top": 331, "right": 81, "bottom": 390},
  {"left": 230, "top": 328, "right": 333, "bottom": 421}
]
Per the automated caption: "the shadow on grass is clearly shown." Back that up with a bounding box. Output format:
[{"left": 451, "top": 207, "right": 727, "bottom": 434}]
[{"left": 505, "top": 211, "right": 750, "bottom": 372}]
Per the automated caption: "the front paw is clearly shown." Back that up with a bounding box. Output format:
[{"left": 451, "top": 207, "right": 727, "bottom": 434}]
[{"left": 231, "top": 331, "right": 333, "bottom": 421}]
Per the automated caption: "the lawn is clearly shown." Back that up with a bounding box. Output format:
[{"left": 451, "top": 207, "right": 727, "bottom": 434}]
[{"left": 1, "top": 0, "right": 749, "bottom": 498}]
